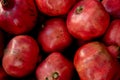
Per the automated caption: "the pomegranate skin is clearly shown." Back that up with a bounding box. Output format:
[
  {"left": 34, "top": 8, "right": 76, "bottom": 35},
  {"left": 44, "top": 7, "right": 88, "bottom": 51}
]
[
  {"left": 74, "top": 42, "right": 118, "bottom": 80},
  {"left": 103, "top": 20, "right": 120, "bottom": 59},
  {"left": 103, "top": 20, "right": 120, "bottom": 46},
  {"left": 38, "top": 18, "right": 72, "bottom": 53},
  {"left": 36, "top": 52, "right": 74, "bottom": 80},
  {"left": 2, "top": 35, "right": 39, "bottom": 78},
  {"left": 102, "top": 0, "right": 120, "bottom": 19},
  {"left": 106, "top": 45, "right": 119, "bottom": 59},
  {"left": 35, "top": 0, "right": 76, "bottom": 16},
  {"left": 0, "top": 0, "right": 38, "bottom": 34},
  {"left": 67, "top": 0, "right": 110, "bottom": 41}
]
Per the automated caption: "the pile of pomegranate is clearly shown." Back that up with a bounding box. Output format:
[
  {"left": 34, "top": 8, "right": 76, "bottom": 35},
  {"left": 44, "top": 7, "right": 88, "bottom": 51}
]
[{"left": 0, "top": 0, "right": 120, "bottom": 80}]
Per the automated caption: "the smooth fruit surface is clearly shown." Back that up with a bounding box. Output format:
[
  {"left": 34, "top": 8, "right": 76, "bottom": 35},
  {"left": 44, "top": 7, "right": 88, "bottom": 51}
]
[
  {"left": 2, "top": 35, "right": 39, "bottom": 77},
  {"left": 74, "top": 42, "right": 118, "bottom": 80},
  {"left": 102, "top": 0, "right": 120, "bottom": 19},
  {"left": 35, "top": 0, "right": 76, "bottom": 16},
  {"left": 0, "top": 0, "right": 38, "bottom": 34},
  {"left": 38, "top": 18, "right": 72, "bottom": 53},
  {"left": 67, "top": 0, "right": 110, "bottom": 40},
  {"left": 36, "top": 52, "right": 74, "bottom": 80},
  {"left": 103, "top": 20, "right": 120, "bottom": 46}
]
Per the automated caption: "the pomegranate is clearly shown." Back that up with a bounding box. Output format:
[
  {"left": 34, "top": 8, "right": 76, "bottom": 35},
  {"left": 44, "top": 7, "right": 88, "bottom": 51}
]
[
  {"left": 38, "top": 18, "right": 72, "bottom": 53},
  {"left": 36, "top": 52, "right": 74, "bottom": 80},
  {"left": 0, "top": 0, "right": 38, "bottom": 34},
  {"left": 74, "top": 42, "right": 119, "bottom": 80},
  {"left": 2, "top": 35, "right": 40, "bottom": 77},
  {"left": 67, "top": 0, "right": 110, "bottom": 41},
  {"left": 103, "top": 20, "right": 120, "bottom": 46},
  {"left": 102, "top": 0, "right": 120, "bottom": 19},
  {"left": 35, "top": 0, "right": 76, "bottom": 16}
]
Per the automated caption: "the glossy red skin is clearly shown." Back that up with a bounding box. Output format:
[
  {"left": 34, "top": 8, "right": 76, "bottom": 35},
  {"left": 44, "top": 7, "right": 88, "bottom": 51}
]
[
  {"left": 38, "top": 18, "right": 72, "bottom": 53},
  {"left": 35, "top": 0, "right": 76, "bottom": 16},
  {"left": 36, "top": 52, "right": 74, "bottom": 80},
  {"left": 2, "top": 35, "right": 39, "bottom": 77},
  {"left": 102, "top": 0, "right": 120, "bottom": 19},
  {"left": 74, "top": 42, "right": 118, "bottom": 80},
  {"left": 103, "top": 20, "right": 120, "bottom": 46},
  {"left": 67, "top": 0, "right": 110, "bottom": 41},
  {"left": 0, "top": 66, "right": 8, "bottom": 80},
  {"left": 0, "top": 0, "right": 38, "bottom": 34}
]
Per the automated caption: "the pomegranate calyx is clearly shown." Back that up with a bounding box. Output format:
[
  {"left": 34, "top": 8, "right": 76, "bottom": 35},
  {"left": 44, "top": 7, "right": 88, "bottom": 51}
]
[
  {"left": 1, "top": 0, "right": 14, "bottom": 9},
  {"left": 52, "top": 72, "right": 59, "bottom": 79},
  {"left": 1, "top": 0, "right": 9, "bottom": 7},
  {"left": 75, "top": 6, "right": 83, "bottom": 14}
]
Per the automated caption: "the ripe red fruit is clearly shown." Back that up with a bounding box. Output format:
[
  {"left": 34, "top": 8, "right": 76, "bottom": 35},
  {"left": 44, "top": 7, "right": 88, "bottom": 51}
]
[
  {"left": 35, "top": 0, "right": 76, "bottom": 16},
  {"left": 102, "top": 0, "right": 120, "bottom": 19},
  {"left": 0, "top": 0, "right": 38, "bottom": 34},
  {"left": 2, "top": 35, "right": 39, "bottom": 77},
  {"left": 36, "top": 52, "right": 74, "bottom": 80},
  {"left": 103, "top": 20, "right": 120, "bottom": 46},
  {"left": 38, "top": 18, "right": 72, "bottom": 53},
  {"left": 103, "top": 20, "right": 120, "bottom": 59},
  {"left": 67, "top": 0, "right": 110, "bottom": 41},
  {"left": 74, "top": 42, "right": 119, "bottom": 80}
]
